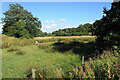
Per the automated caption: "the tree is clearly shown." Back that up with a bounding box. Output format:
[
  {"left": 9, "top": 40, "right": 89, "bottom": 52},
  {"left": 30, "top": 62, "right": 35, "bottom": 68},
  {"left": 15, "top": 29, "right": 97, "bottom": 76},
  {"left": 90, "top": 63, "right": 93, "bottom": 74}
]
[
  {"left": 2, "top": 3, "right": 42, "bottom": 38},
  {"left": 52, "top": 23, "right": 93, "bottom": 36},
  {"left": 93, "top": 1, "right": 120, "bottom": 51}
]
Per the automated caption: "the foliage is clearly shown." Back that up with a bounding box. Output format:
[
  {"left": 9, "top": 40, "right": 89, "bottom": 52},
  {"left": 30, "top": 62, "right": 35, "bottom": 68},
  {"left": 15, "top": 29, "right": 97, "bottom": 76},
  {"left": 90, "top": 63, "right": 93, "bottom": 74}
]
[
  {"left": 16, "top": 50, "right": 25, "bottom": 55},
  {"left": 69, "top": 64, "right": 95, "bottom": 79},
  {"left": 2, "top": 3, "right": 42, "bottom": 38},
  {"left": 69, "top": 50, "right": 120, "bottom": 79},
  {"left": 2, "top": 35, "right": 82, "bottom": 78},
  {"left": 112, "top": 45, "right": 120, "bottom": 54},
  {"left": 52, "top": 23, "right": 93, "bottom": 36},
  {"left": 93, "top": 2, "right": 120, "bottom": 51},
  {"left": 7, "top": 47, "right": 19, "bottom": 52},
  {"left": 43, "top": 32, "right": 52, "bottom": 37}
]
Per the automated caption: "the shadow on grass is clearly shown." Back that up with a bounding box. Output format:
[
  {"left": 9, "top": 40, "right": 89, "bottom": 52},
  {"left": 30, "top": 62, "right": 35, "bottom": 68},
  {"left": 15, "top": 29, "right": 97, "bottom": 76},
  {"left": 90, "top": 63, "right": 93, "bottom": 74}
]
[{"left": 52, "top": 41, "right": 96, "bottom": 56}]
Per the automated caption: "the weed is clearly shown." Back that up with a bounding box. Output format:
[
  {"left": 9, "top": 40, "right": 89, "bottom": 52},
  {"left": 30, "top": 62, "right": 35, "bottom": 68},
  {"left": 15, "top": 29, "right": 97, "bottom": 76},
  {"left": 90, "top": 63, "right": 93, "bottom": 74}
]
[
  {"left": 7, "top": 47, "right": 19, "bottom": 52},
  {"left": 16, "top": 50, "right": 25, "bottom": 55}
]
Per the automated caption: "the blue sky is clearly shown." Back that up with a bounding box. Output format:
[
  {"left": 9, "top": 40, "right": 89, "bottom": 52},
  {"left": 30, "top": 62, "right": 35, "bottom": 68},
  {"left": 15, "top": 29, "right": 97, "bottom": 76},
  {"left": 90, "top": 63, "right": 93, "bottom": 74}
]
[{"left": 1, "top": 2, "right": 112, "bottom": 33}]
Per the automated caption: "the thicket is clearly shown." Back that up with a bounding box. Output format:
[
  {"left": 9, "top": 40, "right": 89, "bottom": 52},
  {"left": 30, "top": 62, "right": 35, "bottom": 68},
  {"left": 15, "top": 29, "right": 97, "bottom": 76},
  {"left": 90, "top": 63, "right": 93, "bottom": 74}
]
[
  {"left": 69, "top": 50, "right": 120, "bottom": 79},
  {"left": 68, "top": 2, "right": 120, "bottom": 79},
  {"left": 93, "top": 2, "right": 120, "bottom": 51}
]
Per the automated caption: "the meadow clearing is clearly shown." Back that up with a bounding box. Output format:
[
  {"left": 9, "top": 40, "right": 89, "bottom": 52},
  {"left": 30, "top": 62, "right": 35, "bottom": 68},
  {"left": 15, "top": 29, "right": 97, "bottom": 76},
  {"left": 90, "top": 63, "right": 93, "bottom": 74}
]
[
  {"left": 1, "top": 2, "right": 120, "bottom": 79},
  {"left": 1, "top": 35, "right": 119, "bottom": 79},
  {"left": 1, "top": 35, "right": 96, "bottom": 78}
]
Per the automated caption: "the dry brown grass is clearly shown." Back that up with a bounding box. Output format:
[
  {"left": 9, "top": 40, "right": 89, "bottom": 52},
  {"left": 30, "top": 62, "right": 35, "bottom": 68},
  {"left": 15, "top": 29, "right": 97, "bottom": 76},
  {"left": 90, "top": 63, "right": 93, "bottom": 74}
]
[{"left": 34, "top": 36, "right": 96, "bottom": 40}]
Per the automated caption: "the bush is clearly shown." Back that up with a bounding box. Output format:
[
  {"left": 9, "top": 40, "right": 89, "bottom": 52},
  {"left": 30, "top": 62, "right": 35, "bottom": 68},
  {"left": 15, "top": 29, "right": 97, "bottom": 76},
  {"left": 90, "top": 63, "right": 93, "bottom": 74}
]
[
  {"left": 92, "top": 51, "right": 120, "bottom": 79},
  {"left": 69, "top": 64, "right": 95, "bottom": 79},
  {"left": 38, "top": 44, "right": 49, "bottom": 49},
  {"left": 7, "top": 47, "right": 19, "bottom": 52},
  {"left": 69, "top": 51, "right": 120, "bottom": 79},
  {"left": 93, "top": 2, "right": 120, "bottom": 51},
  {"left": 16, "top": 50, "right": 25, "bottom": 55},
  {"left": 2, "top": 42, "right": 12, "bottom": 49}
]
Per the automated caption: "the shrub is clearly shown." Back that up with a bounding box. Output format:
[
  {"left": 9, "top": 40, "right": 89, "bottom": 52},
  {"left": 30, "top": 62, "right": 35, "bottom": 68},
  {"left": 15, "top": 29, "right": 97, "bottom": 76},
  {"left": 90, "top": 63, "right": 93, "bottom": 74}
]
[
  {"left": 7, "top": 47, "right": 19, "bottom": 52},
  {"left": 2, "top": 42, "right": 11, "bottom": 49},
  {"left": 69, "top": 64, "right": 95, "bottom": 79},
  {"left": 112, "top": 45, "right": 120, "bottom": 54},
  {"left": 38, "top": 44, "right": 49, "bottom": 49},
  {"left": 69, "top": 51, "right": 120, "bottom": 79},
  {"left": 16, "top": 50, "right": 25, "bottom": 55},
  {"left": 93, "top": 2, "right": 120, "bottom": 51}
]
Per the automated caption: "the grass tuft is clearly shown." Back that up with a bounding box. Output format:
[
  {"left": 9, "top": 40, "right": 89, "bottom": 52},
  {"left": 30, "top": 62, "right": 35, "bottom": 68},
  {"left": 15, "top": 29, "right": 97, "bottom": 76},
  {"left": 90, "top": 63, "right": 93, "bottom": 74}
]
[{"left": 16, "top": 50, "right": 25, "bottom": 55}]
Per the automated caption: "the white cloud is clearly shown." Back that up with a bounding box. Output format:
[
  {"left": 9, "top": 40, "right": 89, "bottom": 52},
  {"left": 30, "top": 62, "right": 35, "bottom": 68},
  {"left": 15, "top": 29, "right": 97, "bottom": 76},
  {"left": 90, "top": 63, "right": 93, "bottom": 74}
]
[
  {"left": 0, "top": 23, "right": 3, "bottom": 32},
  {"left": 41, "top": 29, "right": 46, "bottom": 32},
  {"left": 90, "top": 21, "right": 95, "bottom": 24},
  {"left": 65, "top": 25, "right": 78, "bottom": 28},
  {"left": 42, "top": 25, "right": 56, "bottom": 33},
  {"left": 43, "top": 24, "right": 57, "bottom": 29},
  {"left": 51, "top": 20, "right": 55, "bottom": 23},
  {"left": 71, "top": 25, "right": 78, "bottom": 28},
  {"left": 42, "top": 24, "right": 79, "bottom": 33},
  {"left": 51, "top": 24, "right": 57, "bottom": 26},
  {"left": 45, "top": 20, "right": 50, "bottom": 23},
  {"left": 45, "top": 25, "right": 51, "bottom": 29},
  {"left": 45, "top": 20, "right": 55, "bottom": 23},
  {"left": 59, "top": 19, "right": 66, "bottom": 22},
  {"left": 59, "top": 25, "right": 78, "bottom": 30},
  {"left": 67, "top": 25, "right": 73, "bottom": 28}
]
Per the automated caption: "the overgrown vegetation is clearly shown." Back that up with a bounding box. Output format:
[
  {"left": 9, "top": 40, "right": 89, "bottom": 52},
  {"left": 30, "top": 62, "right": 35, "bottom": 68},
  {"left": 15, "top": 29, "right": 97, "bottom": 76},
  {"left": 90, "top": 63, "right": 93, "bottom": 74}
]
[
  {"left": 1, "top": 34, "right": 119, "bottom": 79},
  {"left": 1, "top": 1, "right": 120, "bottom": 79},
  {"left": 69, "top": 50, "right": 120, "bottom": 79},
  {"left": 93, "top": 2, "right": 120, "bottom": 51},
  {"left": 3, "top": 35, "right": 96, "bottom": 78}
]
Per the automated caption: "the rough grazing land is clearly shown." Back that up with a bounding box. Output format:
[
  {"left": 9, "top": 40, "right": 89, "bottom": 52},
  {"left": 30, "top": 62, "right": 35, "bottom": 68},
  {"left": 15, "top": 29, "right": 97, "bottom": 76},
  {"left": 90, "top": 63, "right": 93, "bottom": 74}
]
[
  {"left": 34, "top": 36, "right": 96, "bottom": 40},
  {"left": 2, "top": 35, "right": 96, "bottom": 78}
]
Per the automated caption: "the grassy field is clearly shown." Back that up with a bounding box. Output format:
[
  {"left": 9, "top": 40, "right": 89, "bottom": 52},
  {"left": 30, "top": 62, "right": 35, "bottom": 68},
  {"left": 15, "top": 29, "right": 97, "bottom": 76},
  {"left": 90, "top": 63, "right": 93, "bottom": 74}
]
[
  {"left": 34, "top": 36, "right": 96, "bottom": 40},
  {"left": 1, "top": 35, "right": 96, "bottom": 78}
]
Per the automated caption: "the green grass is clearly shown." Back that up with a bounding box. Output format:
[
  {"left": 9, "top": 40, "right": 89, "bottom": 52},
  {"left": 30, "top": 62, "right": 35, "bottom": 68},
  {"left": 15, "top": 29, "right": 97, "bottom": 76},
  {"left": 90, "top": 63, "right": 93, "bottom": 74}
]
[
  {"left": 2, "top": 35, "right": 96, "bottom": 78},
  {"left": 2, "top": 45, "right": 81, "bottom": 78}
]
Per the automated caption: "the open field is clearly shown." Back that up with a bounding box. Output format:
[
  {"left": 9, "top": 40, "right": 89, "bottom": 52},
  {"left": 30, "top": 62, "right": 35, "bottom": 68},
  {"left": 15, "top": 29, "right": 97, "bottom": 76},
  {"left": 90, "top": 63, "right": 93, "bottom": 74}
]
[
  {"left": 1, "top": 2, "right": 120, "bottom": 79},
  {"left": 1, "top": 35, "right": 120, "bottom": 79},
  {"left": 34, "top": 36, "right": 96, "bottom": 40},
  {"left": 1, "top": 35, "right": 96, "bottom": 78}
]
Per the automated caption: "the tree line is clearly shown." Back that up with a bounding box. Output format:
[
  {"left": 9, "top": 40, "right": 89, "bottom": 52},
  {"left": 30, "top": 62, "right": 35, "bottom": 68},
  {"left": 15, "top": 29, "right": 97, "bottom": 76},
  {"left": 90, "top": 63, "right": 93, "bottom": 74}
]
[
  {"left": 52, "top": 23, "right": 93, "bottom": 36},
  {"left": 2, "top": 3, "right": 94, "bottom": 38},
  {"left": 2, "top": 2, "right": 120, "bottom": 51}
]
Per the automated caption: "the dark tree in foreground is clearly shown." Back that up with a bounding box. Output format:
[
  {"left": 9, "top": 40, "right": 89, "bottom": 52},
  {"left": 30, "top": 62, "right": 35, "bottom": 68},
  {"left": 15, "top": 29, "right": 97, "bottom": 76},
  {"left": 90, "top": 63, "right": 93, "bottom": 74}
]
[
  {"left": 93, "top": 2, "right": 120, "bottom": 51},
  {"left": 2, "top": 3, "right": 42, "bottom": 38}
]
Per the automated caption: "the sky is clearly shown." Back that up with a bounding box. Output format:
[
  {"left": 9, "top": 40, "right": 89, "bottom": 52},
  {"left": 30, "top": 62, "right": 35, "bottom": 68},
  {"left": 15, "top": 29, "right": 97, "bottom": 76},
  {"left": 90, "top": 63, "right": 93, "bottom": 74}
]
[{"left": 1, "top": 2, "right": 112, "bottom": 33}]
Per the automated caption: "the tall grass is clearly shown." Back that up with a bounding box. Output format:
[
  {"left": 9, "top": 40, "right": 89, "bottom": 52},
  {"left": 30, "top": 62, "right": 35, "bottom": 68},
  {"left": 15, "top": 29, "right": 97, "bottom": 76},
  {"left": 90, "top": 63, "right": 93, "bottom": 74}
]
[
  {"left": 2, "top": 45, "right": 81, "bottom": 78},
  {"left": 2, "top": 35, "right": 92, "bottom": 78}
]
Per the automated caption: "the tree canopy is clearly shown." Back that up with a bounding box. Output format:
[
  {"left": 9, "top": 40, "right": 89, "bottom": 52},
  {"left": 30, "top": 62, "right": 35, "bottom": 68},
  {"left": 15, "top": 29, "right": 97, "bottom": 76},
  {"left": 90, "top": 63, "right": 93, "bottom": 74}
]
[
  {"left": 52, "top": 23, "right": 93, "bottom": 36},
  {"left": 93, "top": 1, "right": 120, "bottom": 51},
  {"left": 2, "top": 3, "right": 42, "bottom": 38}
]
